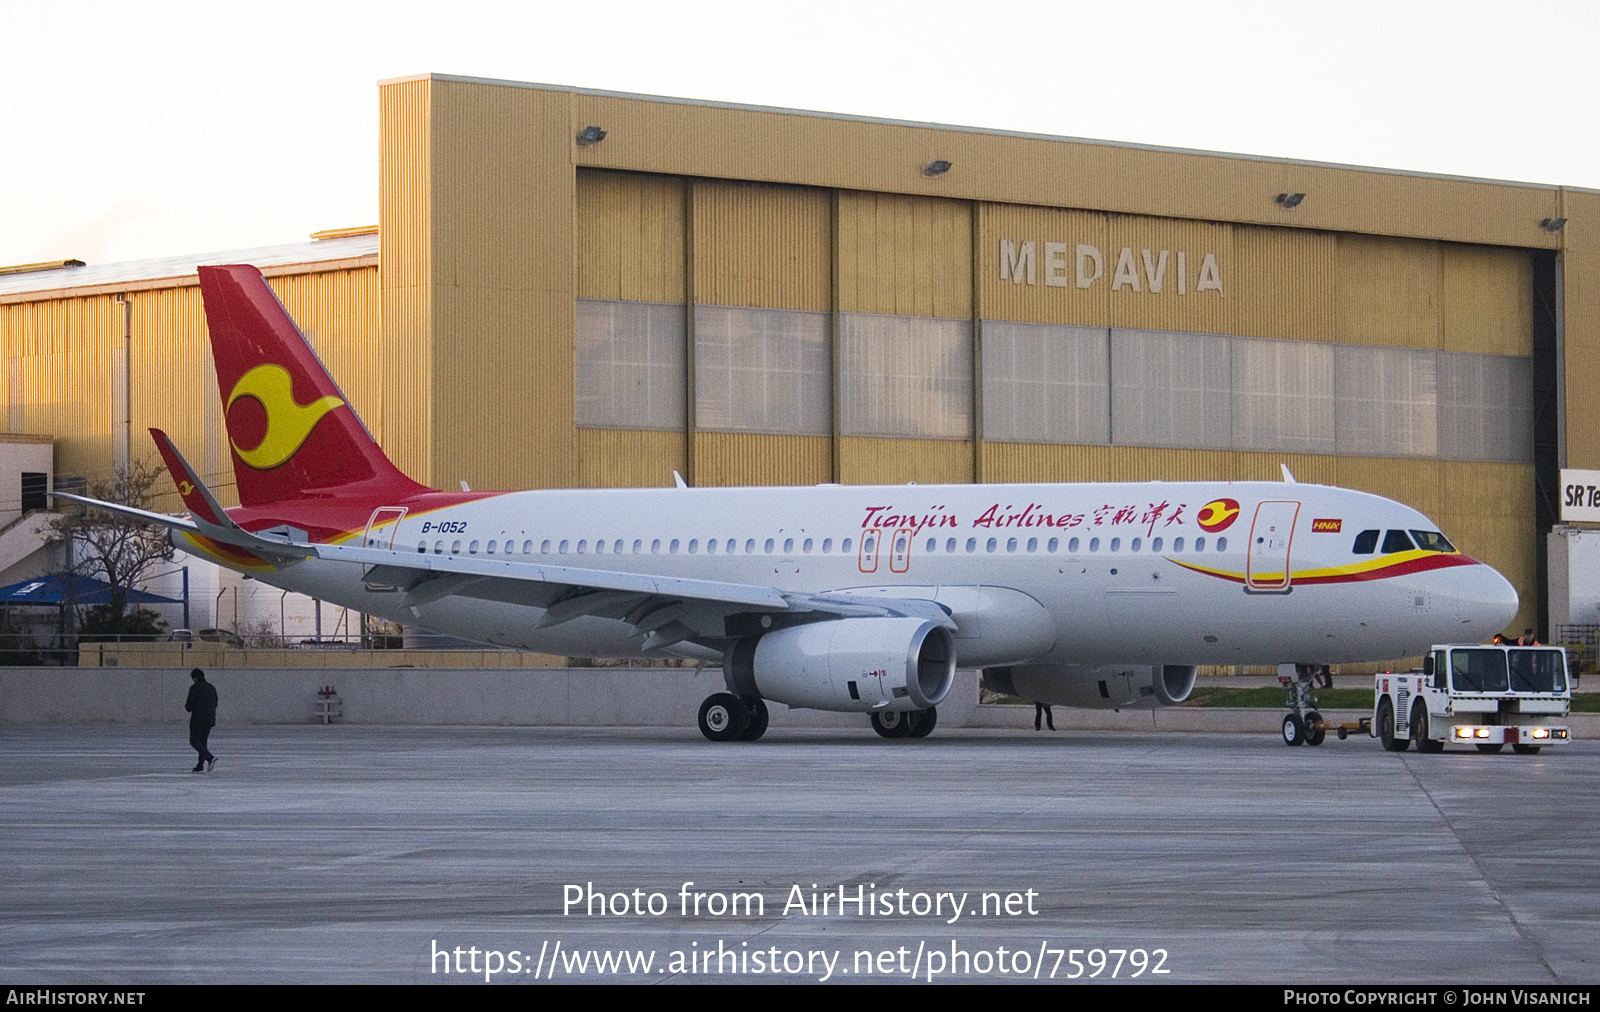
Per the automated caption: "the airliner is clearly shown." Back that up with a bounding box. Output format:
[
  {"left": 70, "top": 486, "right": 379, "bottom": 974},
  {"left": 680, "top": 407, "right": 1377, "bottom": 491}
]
[{"left": 61, "top": 265, "right": 1521, "bottom": 741}]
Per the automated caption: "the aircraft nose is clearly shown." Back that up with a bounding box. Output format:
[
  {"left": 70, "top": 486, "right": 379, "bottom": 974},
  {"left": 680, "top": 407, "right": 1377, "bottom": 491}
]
[{"left": 1453, "top": 560, "right": 1520, "bottom": 636}]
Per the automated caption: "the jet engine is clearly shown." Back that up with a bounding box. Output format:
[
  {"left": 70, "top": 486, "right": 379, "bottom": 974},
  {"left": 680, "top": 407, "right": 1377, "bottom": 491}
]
[
  {"left": 983, "top": 663, "right": 1197, "bottom": 710},
  {"left": 724, "top": 616, "right": 955, "bottom": 712}
]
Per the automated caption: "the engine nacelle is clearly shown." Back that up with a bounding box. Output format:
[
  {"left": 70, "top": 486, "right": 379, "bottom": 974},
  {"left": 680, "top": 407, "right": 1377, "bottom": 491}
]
[
  {"left": 725, "top": 617, "right": 955, "bottom": 713},
  {"left": 983, "top": 663, "right": 1197, "bottom": 710}
]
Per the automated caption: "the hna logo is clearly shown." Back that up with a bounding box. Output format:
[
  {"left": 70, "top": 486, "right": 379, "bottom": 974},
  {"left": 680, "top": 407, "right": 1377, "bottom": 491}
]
[
  {"left": 1311, "top": 518, "right": 1343, "bottom": 533},
  {"left": 1196, "top": 499, "right": 1240, "bottom": 533},
  {"left": 225, "top": 364, "right": 344, "bottom": 470}
]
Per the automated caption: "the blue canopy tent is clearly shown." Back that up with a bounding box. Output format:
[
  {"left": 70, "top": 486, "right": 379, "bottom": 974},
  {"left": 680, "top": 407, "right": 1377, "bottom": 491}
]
[{"left": 0, "top": 574, "right": 183, "bottom": 607}]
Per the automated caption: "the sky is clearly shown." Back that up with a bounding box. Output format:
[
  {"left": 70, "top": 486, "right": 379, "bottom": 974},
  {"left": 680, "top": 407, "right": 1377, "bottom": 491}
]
[{"left": 3, "top": 0, "right": 1597, "bottom": 268}]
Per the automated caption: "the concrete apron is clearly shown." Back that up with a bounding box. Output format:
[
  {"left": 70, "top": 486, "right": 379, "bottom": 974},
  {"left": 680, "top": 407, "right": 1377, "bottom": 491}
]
[{"left": 2, "top": 666, "right": 1597, "bottom": 738}]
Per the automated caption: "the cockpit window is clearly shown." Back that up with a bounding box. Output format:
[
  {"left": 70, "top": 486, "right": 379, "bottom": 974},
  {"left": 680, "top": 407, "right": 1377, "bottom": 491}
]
[
  {"left": 1352, "top": 529, "right": 1379, "bottom": 555},
  {"left": 1381, "top": 529, "right": 1415, "bottom": 554},
  {"left": 1409, "top": 530, "right": 1455, "bottom": 553}
]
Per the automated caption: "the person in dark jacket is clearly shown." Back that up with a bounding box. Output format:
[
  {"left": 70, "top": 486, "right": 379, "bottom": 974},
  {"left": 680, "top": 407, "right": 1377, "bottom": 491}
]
[{"left": 185, "top": 668, "right": 218, "bottom": 773}]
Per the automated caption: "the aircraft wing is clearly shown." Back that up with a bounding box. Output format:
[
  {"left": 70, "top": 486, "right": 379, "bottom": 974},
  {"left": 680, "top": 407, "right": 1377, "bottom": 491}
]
[{"left": 310, "top": 540, "right": 955, "bottom": 652}]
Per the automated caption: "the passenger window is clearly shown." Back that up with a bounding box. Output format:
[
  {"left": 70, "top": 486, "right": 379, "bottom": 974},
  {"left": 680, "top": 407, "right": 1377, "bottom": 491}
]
[
  {"left": 1216, "top": 537, "right": 1227, "bottom": 552},
  {"left": 1194, "top": 537, "right": 1205, "bottom": 551},
  {"left": 825, "top": 539, "right": 834, "bottom": 553},
  {"left": 986, "top": 538, "right": 997, "bottom": 553},
  {"left": 925, "top": 538, "right": 935, "bottom": 553},
  {"left": 764, "top": 539, "right": 775, "bottom": 554},
  {"left": 1151, "top": 537, "right": 1162, "bottom": 552},
  {"left": 947, "top": 538, "right": 957, "bottom": 553},
  {"left": 416, "top": 541, "right": 427, "bottom": 553},
  {"left": 1089, "top": 538, "right": 1100, "bottom": 552},
  {"left": 842, "top": 538, "right": 853, "bottom": 553},
  {"left": 1109, "top": 538, "right": 1121, "bottom": 552},
  {"left": 745, "top": 539, "right": 756, "bottom": 554},
  {"left": 1068, "top": 537, "right": 1079, "bottom": 552},
  {"left": 784, "top": 538, "right": 794, "bottom": 553},
  {"left": 1027, "top": 537, "right": 1037, "bottom": 552},
  {"left": 966, "top": 538, "right": 977, "bottom": 553},
  {"left": 1173, "top": 537, "right": 1183, "bottom": 552},
  {"left": 1352, "top": 529, "right": 1379, "bottom": 555},
  {"left": 1382, "top": 530, "right": 1415, "bottom": 554},
  {"left": 1409, "top": 530, "right": 1455, "bottom": 553},
  {"left": 1047, "top": 537, "right": 1058, "bottom": 552}
]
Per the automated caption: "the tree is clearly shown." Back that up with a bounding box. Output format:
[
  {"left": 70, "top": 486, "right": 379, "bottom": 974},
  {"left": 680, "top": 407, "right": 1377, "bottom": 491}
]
[{"left": 48, "top": 458, "right": 174, "bottom": 637}]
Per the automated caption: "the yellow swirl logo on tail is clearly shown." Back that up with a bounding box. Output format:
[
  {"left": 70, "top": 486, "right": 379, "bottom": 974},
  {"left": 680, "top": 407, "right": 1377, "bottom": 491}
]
[{"left": 226, "top": 364, "right": 344, "bottom": 470}]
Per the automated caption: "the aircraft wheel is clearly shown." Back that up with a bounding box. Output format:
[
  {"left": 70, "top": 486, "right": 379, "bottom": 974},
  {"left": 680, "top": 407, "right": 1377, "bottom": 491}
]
[
  {"left": 1378, "top": 698, "right": 1409, "bottom": 752},
  {"left": 1476, "top": 743, "right": 1504, "bottom": 754},
  {"left": 1281, "top": 713, "right": 1304, "bottom": 747},
  {"left": 737, "top": 697, "right": 769, "bottom": 741},
  {"left": 698, "top": 693, "right": 749, "bottom": 742},
  {"left": 1412, "top": 703, "right": 1444, "bottom": 753},
  {"left": 1512, "top": 744, "right": 1542, "bottom": 755},
  {"left": 1304, "top": 710, "right": 1326, "bottom": 746},
  {"left": 871, "top": 710, "right": 913, "bottom": 739},
  {"left": 908, "top": 706, "right": 937, "bottom": 739}
]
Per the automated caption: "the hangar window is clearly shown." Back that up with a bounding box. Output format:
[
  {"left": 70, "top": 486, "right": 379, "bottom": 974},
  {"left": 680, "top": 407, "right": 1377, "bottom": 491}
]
[
  {"left": 576, "top": 300, "right": 686, "bottom": 430},
  {"left": 839, "top": 313, "right": 972, "bottom": 439},
  {"left": 1335, "top": 345, "right": 1438, "bottom": 458},
  {"left": 983, "top": 322, "right": 1109, "bottom": 445},
  {"left": 1231, "top": 337, "right": 1335, "bottom": 453},
  {"left": 695, "top": 305, "right": 830, "bottom": 436},
  {"left": 1111, "top": 329, "right": 1230, "bottom": 450},
  {"left": 1438, "top": 352, "right": 1533, "bottom": 462}
]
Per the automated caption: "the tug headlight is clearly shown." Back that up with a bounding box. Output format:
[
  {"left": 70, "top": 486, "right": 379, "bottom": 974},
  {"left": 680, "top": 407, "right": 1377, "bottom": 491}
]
[
  {"left": 1532, "top": 727, "right": 1550, "bottom": 740},
  {"left": 1456, "top": 728, "right": 1473, "bottom": 739},
  {"left": 1475, "top": 728, "right": 1491, "bottom": 739}
]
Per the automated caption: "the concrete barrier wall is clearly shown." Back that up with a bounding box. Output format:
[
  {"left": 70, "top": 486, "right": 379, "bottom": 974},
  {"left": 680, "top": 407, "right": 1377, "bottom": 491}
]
[
  {"left": 3, "top": 667, "right": 1596, "bottom": 737},
  {"left": 0, "top": 667, "right": 981, "bottom": 728}
]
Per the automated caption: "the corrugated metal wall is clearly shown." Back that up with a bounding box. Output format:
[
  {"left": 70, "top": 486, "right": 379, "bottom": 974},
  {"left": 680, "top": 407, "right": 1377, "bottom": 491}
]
[{"left": 0, "top": 266, "right": 380, "bottom": 511}]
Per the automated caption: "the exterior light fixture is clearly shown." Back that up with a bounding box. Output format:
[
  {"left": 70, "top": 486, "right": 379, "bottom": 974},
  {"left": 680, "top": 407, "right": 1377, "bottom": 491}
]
[
  {"left": 1541, "top": 218, "right": 1567, "bottom": 233},
  {"left": 922, "top": 160, "right": 952, "bottom": 177},
  {"left": 1276, "top": 193, "right": 1305, "bottom": 209},
  {"left": 576, "top": 126, "right": 607, "bottom": 147}
]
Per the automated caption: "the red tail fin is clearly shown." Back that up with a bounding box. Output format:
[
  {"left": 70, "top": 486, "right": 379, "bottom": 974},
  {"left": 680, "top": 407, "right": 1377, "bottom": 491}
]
[{"left": 197, "top": 265, "right": 427, "bottom": 506}]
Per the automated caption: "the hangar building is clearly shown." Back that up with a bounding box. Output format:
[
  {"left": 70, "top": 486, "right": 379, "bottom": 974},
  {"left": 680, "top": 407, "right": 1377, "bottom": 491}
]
[{"left": 3, "top": 73, "right": 1596, "bottom": 644}]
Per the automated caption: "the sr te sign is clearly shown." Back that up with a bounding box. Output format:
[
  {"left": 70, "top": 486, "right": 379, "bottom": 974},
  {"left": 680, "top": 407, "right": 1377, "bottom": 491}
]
[{"left": 1560, "top": 469, "right": 1600, "bottom": 522}]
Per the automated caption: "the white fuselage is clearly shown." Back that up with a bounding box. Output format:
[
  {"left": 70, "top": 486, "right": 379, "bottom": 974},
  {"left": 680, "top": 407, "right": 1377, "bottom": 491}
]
[{"left": 225, "top": 479, "right": 1520, "bottom": 669}]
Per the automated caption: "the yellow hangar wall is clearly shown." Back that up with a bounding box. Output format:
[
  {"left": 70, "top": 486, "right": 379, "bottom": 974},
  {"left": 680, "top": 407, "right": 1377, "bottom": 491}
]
[
  {"left": 0, "top": 262, "right": 379, "bottom": 512},
  {"left": 377, "top": 74, "right": 1575, "bottom": 637}
]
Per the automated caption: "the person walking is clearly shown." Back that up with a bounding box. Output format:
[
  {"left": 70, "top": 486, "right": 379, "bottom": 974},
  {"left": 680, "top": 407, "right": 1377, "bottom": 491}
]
[{"left": 185, "top": 668, "right": 218, "bottom": 773}]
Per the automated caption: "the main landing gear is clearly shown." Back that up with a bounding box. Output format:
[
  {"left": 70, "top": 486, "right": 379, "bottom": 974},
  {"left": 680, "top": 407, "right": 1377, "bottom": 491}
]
[
  {"left": 870, "top": 706, "right": 937, "bottom": 739},
  {"left": 697, "top": 693, "right": 769, "bottom": 742}
]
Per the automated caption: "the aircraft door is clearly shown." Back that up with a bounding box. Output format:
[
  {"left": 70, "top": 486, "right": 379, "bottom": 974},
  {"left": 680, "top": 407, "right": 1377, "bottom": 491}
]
[
  {"left": 859, "top": 529, "right": 881, "bottom": 573},
  {"left": 1246, "top": 500, "right": 1300, "bottom": 591},
  {"left": 361, "top": 506, "right": 408, "bottom": 591},
  {"left": 889, "top": 527, "right": 913, "bottom": 573}
]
